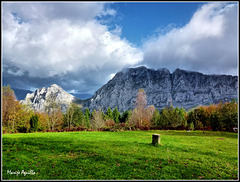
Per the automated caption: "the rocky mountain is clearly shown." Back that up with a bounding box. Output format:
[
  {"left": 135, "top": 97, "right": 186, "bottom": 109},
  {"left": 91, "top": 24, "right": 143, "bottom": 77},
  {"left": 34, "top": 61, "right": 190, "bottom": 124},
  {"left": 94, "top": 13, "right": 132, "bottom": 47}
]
[
  {"left": 86, "top": 66, "right": 238, "bottom": 112},
  {"left": 20, "top": 67, "right": 238, "bottom": 113},
  {"left": 21, "top": 84, "right": 81, "bottom": 112}
]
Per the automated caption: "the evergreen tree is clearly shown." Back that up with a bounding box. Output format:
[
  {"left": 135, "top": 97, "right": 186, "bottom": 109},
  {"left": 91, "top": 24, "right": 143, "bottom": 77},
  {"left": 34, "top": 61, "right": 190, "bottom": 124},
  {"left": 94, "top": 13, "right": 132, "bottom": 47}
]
[
  {"left": 160, "top": 106, "right": 181, "bottom": 128},
  {"left": 151, "top": 108, "right": 161, "bottom": 128},
  {"left": 120, "top": 110, "right": 131, "bottom": 123},
  {"left": 105, "top": 107, "right": 113, "bottom": 120},
  {"left": 30, "top": 114, "right": 39, "bottom": 132},
  {"left": 175, "top": 107, "right": 187, "bottom": 127},
  {"left": 112, "top": 107, "right": 120, "bottom": 123},
  {"left": 73, "top": 107, "right": 85, "bottom": 127},
  {"left": 84, "top": 108, "right": 91, "bottom": 128}
]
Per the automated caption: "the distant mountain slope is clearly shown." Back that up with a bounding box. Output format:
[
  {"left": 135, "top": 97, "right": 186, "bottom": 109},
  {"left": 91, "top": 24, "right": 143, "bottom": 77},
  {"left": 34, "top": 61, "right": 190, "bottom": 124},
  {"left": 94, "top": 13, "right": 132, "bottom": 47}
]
[
  {"left": 85, "top": 66, "right": 238, "bottom": 112},
  {"left": 21, "top": 84, "right": 81, "bottom": 112},
  {"left": 12, "top": 88, "right": 33, "bottom": 100}
]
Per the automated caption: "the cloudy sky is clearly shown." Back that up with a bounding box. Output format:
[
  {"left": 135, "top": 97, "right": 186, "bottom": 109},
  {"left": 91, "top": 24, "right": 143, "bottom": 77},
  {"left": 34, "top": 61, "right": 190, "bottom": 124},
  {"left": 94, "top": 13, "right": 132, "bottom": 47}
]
[{"left": 2, "top": 1, "right": 238, "bottom": 96}]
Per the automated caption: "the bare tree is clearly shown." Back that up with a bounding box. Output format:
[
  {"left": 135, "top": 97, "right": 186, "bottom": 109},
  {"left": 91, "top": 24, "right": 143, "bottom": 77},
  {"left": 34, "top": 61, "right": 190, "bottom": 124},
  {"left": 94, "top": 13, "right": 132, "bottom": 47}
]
[
  {"left": 91, "top": 107, "right": 105, "bottom": 130},
  {"left": 66, "top": 102, "right": 80, "bottom": 129},
  {"left": 130, "top": 89, "right": 154, "bottom": 128},
  {"left": 44, "top": 93, "right": 62, "bottom": 131}
]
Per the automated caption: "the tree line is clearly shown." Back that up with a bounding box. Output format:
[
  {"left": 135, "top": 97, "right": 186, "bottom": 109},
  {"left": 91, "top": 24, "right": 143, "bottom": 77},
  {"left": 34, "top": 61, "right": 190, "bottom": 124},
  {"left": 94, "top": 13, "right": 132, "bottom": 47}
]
[{"left": 2, "top": 85, "right": 238, "bottom": 133}]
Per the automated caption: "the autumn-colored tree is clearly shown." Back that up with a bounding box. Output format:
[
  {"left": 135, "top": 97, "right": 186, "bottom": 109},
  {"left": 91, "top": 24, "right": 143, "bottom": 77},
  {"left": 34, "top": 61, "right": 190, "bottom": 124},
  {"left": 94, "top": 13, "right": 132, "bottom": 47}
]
[
  {"left": 131, "top": 89, "right": 146, "bottom": 127},
  {"left": 53, "top": 109, "right": 63, "bottom": 131},
  {"left": 36, "top": 111, "right": 49, "bottom": 132},
  {"left": 2, "top": 86, "right": 15, "bottom": 128},
  {"left": 2, "top": 85, "right": 21, "bottom": 133},
  {"left": 188, "top": 104, "right": 218, "bottom": 130},
  {"left": 129, "top": 89, "right": 154, "bottom": 129},
  {"left": 44, "top": 93, "right": 63, "bottom": 131},
  {"left": 142, "top": 105, "right": 155, "bottom": 129},
  {"left": 15, "top": 104, "right": 34, "bottom": 133},
  {"left": 186, "top": 101, "right": 237, "bottom": 131},
  {"left": 210, "top": 101, "right": 238, "bottom": 131},
  {"left": 91, "top": 108, "right": 105, "bottom": 130},
  {"left": 146, "top": 105, "right": 155, "bottom": 120},
  {"left": 2, "top": 85, "right": 36, "bottom": 133},
  {"left": 8, "top": 101, "right": 22, "bottom": 132}
]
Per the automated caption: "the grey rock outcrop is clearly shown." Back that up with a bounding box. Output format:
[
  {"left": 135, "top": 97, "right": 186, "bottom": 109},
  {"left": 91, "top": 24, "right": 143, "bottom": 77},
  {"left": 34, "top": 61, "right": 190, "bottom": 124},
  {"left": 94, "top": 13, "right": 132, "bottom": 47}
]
[
  {"left": 86, "top": 66, "right": 238, "bottom": 112},
  {"left": 21, "top": 84, "right": 81, "bottom": 112}
]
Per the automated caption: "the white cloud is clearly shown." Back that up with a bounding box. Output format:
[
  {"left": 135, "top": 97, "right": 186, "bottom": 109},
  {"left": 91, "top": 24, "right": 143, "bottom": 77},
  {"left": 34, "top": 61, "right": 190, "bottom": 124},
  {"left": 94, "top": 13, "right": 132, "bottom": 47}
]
[
  {"left": 142, "top": 3, "right": 238, "bottom": 76},
  {"left": 3, "top": 2, "right": 143, "bottom": 89},
  {"left": 3, "top": 2, "right": 107, "bottom": 23}
]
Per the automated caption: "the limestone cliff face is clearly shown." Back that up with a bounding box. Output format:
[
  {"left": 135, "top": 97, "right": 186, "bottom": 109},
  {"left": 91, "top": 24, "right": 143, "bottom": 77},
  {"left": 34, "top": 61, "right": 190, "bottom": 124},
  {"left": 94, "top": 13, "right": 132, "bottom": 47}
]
[
  {"left": 86, "top": 66, "right": 238, "bottom": 112},
  {"left": 171, "top": 68, "right": 238, "bottom": 109},
  {"left": 21, "top": 84, "right": 80, "bottom": 112}
]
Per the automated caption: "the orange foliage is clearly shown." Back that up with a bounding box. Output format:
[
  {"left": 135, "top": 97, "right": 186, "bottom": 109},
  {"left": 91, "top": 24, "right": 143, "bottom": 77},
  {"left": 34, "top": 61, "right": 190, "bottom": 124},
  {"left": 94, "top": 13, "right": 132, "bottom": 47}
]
[
  {"left": 105, "top": 119, "right": 115, "bottom": 127},
  {"left": 36, "top": 112, "right": 49, "bottom": 131},
  {"left": 130, "top": 89, "right": 154, "bottom": 129}
]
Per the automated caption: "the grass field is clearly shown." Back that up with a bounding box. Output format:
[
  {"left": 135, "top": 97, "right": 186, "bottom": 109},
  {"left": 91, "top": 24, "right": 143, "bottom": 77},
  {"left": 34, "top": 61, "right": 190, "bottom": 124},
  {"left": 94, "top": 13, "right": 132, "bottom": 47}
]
[{"left": 2, "top": 130, "right": 238, "bottom": 180}]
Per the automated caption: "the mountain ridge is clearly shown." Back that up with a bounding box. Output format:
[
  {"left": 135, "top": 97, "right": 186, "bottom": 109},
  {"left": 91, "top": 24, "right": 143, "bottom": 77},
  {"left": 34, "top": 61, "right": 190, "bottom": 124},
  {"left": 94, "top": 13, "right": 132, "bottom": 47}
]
[
  {"left": 86, "top": 66, "right": 238, "bottom": 112},
  {"left": 20, "top": 66, "right": 238, "bottom": 113}
]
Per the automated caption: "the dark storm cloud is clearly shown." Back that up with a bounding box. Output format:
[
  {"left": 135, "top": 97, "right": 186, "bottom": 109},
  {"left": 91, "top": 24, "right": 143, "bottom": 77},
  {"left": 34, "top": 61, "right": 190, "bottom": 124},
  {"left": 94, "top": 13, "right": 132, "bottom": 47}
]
[{"left": 3, "top": 64, "right": 108, "bottom": 95}]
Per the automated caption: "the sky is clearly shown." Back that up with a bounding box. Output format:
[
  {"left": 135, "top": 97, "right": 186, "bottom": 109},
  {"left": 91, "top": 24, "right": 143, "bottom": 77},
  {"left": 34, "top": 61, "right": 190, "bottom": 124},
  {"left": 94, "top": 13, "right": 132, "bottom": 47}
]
[{"left": 2, "top": 1, "right": 238, "bottom": 96}]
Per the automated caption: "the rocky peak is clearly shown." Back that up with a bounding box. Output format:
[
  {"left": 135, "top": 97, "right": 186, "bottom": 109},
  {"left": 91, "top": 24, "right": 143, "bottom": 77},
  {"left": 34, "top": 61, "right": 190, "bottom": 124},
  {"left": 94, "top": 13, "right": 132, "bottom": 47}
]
[
  {"left": 48, "top": 84, "right": 63, "bottom": 91},
  {"left": 21, "top": 84, "right": 80, "bottom": 112}
]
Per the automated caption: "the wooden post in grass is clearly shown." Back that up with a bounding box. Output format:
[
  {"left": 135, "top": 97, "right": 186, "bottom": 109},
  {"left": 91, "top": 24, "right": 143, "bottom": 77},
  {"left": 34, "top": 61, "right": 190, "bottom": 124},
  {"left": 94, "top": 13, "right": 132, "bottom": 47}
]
[{"left": 152, "top": 134, "right": 161, "bottom": 145}]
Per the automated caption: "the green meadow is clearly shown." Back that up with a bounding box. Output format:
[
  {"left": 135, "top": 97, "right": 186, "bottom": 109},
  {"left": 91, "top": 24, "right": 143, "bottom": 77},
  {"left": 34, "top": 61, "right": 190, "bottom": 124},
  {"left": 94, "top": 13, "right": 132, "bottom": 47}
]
[{"left": 2, "top": 130, "right": 238, "bottom": 180}]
